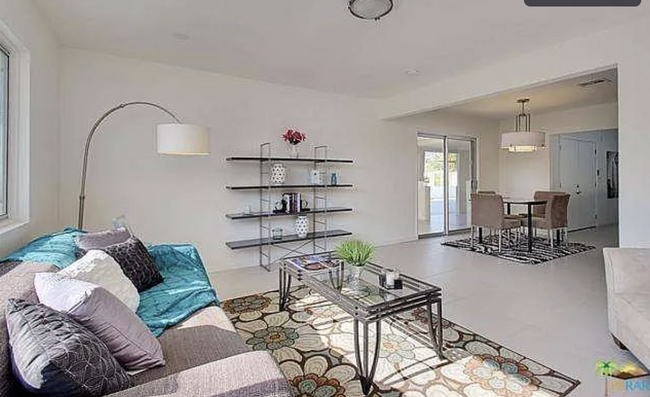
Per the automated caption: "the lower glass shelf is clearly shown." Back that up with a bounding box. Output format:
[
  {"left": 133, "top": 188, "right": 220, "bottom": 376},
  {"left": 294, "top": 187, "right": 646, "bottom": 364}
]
[{"left": 226, "top": 229, "right": 352, "bottom": 250}]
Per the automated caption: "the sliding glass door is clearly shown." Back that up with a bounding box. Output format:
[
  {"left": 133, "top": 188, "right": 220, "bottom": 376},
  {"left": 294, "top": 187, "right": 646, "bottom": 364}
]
[
  {"left": 447, "top": 138, "right": 474, "bottom": 233},
  {"left": 418, "top": 136, "right": 445, "bottom": 235},
  {"left": 418, "top": 134, "right": 476, "bottom": 237}
]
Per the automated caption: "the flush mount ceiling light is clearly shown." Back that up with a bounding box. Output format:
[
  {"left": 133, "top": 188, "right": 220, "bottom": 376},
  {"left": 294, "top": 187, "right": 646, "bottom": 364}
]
[
  {"left": 500, "top": 99, "right": 546, "bottom": 153},
  {"left": 349, "top": 0, "right": 394, "bottom": 21}
]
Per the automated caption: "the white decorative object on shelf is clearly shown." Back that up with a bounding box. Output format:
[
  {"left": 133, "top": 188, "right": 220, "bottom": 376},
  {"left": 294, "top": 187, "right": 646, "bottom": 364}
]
[
  {"left": 270, "top": 163, "right": 286, "bottom": 185},
  {"left": 310, "top": 169, "right": 324, "bottom": 185},
  {"left": 295, "top": 216, "right": 309, "bottom": 238},
  {"left": 289, "top": 144, "right": 300, "bottom": 159}
]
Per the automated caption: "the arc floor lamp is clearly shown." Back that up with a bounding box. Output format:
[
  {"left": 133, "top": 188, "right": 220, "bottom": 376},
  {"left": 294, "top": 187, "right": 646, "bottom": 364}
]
[{"left": 77, "top": 101, "right": 210, "bottom": 229}]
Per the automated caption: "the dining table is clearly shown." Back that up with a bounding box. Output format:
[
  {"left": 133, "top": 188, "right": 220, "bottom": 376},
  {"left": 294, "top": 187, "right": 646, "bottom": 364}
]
[{"left": 503, "top": 197, "right": 547, "bottom": 252}]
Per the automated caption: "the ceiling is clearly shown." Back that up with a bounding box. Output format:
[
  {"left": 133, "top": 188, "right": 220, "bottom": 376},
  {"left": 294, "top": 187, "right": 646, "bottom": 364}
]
[
  {"left": 440, "top": 68, "right": 618, "bottom": 120},
  {"left": 34, "top": 0, "right": 648, "bottom": 98}
]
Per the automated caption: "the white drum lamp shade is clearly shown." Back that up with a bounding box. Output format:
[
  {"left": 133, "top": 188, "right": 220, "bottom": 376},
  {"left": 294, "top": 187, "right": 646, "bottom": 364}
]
[
  {"left": 500, "top": 98, "right": 545, "bottom": 153},
  {"left": 500, "top": 131, "right": 546, "bottom": 153},
  {"left": 157, "top": 124, "right": 210, "bottom": 155}
]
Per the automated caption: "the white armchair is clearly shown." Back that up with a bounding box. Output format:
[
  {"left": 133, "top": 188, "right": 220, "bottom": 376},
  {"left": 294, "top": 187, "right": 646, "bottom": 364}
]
[{"left": 603, "top": 248, "right": 650, "bottom": 368}]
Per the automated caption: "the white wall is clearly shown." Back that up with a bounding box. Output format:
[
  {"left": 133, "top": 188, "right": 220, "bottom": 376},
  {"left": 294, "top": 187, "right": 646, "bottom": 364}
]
[
  {"left": 378, "top": 15, "right": 650, "bottom": 247},
  {"left": 499, "top": 102, "right": 618, "bottom": 199},
  {"left": 395, "top": 110, "right": 501, "bottom": 191},
  {"left": 58, "top": 49, "right": 416, "bottom": 273},
  {"left": 0, "top": 1, "right": 60, "bottom": 256}
]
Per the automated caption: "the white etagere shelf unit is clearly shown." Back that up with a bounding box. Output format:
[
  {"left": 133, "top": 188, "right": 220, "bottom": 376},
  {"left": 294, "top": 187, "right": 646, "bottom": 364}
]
[{"left": 225, "top": 143, "right": 354, "bottom": 271}]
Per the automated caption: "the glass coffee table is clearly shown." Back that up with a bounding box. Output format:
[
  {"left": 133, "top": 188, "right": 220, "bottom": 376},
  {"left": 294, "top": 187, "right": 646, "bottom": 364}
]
[{"left": 279, "top": 254, "right": 444, "bottom": 395}]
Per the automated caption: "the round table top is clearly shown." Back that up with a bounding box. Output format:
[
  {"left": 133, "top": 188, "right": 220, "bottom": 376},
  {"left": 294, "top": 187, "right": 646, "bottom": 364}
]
[{"left": 502, "top": 198, "right": 547, "bottom": 205}]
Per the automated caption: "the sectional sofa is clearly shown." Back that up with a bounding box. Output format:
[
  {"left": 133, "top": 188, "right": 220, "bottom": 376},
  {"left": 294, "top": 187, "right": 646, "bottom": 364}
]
[{"left": 0, "top": 256, "right": 293, "bottom": 397}]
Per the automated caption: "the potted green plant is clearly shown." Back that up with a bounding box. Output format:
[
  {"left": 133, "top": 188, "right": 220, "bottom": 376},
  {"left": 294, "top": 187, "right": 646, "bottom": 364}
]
[{"left": 335, "top": 239, "right": 374, "bottom": 292}]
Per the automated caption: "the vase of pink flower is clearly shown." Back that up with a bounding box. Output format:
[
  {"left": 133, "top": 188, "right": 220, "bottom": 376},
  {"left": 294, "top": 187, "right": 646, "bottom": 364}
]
[{"left": 282, "top": 129, "right": 306, "bottom": 158}]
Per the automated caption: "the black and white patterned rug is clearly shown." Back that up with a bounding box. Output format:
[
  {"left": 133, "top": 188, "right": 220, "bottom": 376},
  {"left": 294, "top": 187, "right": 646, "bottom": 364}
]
[{"left": 442, "top": 234, "right": 595, "bottom": 265}]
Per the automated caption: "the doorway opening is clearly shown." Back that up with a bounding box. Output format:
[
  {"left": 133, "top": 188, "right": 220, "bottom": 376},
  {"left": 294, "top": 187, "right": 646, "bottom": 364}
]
[
  {"left": 550, "top": 129, "right": 619, "bottom": 231},
  {"left": 418, "top": 133, "right": 476, "bottom": 238}
]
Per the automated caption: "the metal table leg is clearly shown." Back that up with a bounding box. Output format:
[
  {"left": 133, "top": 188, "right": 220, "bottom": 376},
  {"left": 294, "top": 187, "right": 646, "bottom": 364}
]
[
  {"left": 478, "top": 227, "right": 483, "bottom": 244},
  {"left": 278, "top": 268, "right": 292, "bottom": 310},
  {"left": 426, "top": 298, "right": 444, "bottom": 357},
  {"left": 527, "top": 203, "right": 533, "bottom": 252},
  {"left": 354, "top": 320, "right": 381, "bottom": 396}
]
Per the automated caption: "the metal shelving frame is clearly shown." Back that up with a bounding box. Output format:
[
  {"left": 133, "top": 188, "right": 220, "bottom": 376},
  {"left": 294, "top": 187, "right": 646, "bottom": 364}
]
[
  {"left": 248, "top": 142, "right": 348, "bottom": 272},
  {"left": 312, "top": 145, "right": 329, "bottom": 255},
  {"left": 259, "top": 143, "right": 273, "bottom": 271}
]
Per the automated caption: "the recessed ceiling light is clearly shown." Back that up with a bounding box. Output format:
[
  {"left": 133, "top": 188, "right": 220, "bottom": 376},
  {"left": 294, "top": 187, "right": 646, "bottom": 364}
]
[
  {"left": 405, "top": 69, "right": 420, "bottom": 76},
  {"left": 172, "top": 32, "right": 190, "bottom": 41}
]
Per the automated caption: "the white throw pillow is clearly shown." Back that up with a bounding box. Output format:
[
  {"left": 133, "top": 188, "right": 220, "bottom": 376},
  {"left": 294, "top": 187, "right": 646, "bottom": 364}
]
[{"left": 59, "top": 250, "right": 140, "bottom": 312}]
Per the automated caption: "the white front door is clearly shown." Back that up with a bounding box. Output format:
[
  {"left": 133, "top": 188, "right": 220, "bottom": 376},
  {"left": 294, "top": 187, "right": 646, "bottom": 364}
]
[{"left": 559, "top": 138, "right": 597, "bottom": 230}]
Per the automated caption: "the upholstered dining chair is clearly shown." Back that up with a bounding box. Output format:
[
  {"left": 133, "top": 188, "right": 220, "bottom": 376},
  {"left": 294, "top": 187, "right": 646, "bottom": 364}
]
[
  {"left": 474, "top": 191, "right": 496, "bottom": 238},
  {"left": 525, "top": 193, "right": 570, "bottom": 248},
  {"left": 471, "top": 193, "right": 521, "bottom": 252},
  {"left": 529, "top": 191, "right": 568, "bottom": 218}
]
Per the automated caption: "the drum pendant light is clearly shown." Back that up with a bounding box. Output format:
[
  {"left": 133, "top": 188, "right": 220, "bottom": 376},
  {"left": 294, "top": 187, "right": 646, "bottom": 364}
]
[{"left": 500, "top": 99, "right": 546, "bottom": 153}]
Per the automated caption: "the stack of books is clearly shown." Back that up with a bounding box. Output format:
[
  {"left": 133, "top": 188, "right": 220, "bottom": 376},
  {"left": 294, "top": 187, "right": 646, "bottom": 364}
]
[{"left": 282, "top": 192, "right": 309, "bottom": 213}]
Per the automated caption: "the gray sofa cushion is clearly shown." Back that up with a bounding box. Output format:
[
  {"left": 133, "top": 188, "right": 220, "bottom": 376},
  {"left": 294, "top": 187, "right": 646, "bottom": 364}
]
[
  {"left": 0, "top": 261, "right": 57, "bottom": 397},
  {"left": 107, "top": 351, "right": 293, "bottom": 397},
  {"left": 34, "top": 273, "right": 165, "bottom": 371},
  {"left": 102, "top": 237, "right": 163, "bottom": 292},
  {"left": 132, "top": 306, "right": 250, "bottom": 386},
  {"left": 6, "top": 299, "right": 131, "bottom": 397}
]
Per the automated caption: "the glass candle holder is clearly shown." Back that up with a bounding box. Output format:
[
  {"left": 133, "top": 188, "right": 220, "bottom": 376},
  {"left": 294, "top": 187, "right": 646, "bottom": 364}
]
[
  {"left": 272, "top": 228, "right": 283, "bottom": 240},
  {"left": 385, "top": 269, "right": 397, "bottom": 288}
]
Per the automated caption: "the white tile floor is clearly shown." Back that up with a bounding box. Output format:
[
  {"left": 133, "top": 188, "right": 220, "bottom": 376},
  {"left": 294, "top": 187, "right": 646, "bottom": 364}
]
[{"left": 209, "top": 226, "right": 640, "bottom": 397}]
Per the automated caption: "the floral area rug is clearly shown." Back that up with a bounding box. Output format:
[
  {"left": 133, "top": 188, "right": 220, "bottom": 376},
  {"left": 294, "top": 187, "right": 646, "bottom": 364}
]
[{"left": 222, "top": 286, "right": 580, "bottom": 397}]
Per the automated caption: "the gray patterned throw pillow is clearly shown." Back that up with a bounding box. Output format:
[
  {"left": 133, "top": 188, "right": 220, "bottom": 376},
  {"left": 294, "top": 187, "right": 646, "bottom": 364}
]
[
  {"left": 75, "top": 227, "right": 131, "bottom": 258},
  {"left": 102, "top": 237, "right": 163, "bottom": 292},
  {"left": 6, "top": 299, "right": 131, "bottom": 397}
]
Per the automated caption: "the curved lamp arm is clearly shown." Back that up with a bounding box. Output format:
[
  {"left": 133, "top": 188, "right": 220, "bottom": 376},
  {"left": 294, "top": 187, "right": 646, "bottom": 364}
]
[{"left": 78, "top": 101, "right": 182, "bottom": 229}]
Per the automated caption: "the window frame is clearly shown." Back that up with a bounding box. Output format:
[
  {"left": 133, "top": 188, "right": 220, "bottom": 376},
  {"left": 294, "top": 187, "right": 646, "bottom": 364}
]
[
  {"left": 0, "top": 21, "right": 31, "bottom": 236},
  {"left": 0, "top": 44, "right": 8, "bottom": 220}
]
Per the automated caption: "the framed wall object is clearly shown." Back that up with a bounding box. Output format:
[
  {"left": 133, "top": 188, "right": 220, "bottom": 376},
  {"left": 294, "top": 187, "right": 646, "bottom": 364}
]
[{"left": 607, "top": 151, "right": 619, "bottom": 199}]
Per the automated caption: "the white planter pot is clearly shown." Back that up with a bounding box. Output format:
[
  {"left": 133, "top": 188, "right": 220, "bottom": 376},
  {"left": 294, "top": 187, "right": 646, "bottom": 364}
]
[
  {"left": 295, "top": 216, "right": 309, "bottom": 238},
  {"left": 270, "top": 163, "right": 286, "bottom": 185}
]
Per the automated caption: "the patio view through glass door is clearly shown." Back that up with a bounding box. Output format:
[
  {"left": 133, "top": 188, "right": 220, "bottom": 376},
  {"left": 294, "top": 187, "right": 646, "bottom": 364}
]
[{"left": 418, "top": 134, "right": 476, "bottom": 237}]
